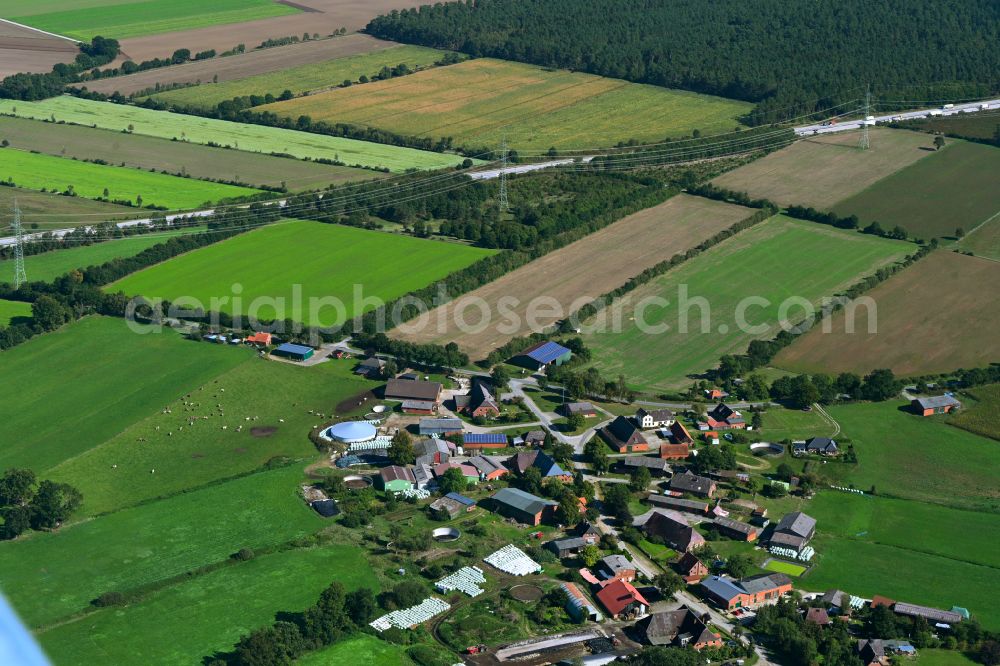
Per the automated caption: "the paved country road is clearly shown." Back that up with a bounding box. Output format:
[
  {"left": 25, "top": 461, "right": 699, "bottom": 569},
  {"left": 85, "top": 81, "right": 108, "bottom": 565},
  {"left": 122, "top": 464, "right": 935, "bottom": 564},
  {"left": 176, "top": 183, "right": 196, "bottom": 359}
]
[{"left": 793, "top": 97, "right": 1000, "bottom": 136}]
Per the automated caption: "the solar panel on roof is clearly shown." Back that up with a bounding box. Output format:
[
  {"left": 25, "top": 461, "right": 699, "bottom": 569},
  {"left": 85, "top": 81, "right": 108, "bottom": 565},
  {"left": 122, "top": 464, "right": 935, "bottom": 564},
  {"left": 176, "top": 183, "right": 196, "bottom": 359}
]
[
  {"left": 463, "top": 433, "right": 508, "bottom": 443},
  {"left": 525, "top": 341, "right": 570, "bottom": 364}
]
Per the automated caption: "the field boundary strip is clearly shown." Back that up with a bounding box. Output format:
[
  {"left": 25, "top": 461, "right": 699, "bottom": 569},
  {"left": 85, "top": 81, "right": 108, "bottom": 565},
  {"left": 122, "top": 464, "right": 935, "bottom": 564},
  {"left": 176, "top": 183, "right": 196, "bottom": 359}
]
[{"left": 0, "top": 17, "right": 79, "bottom": 43}]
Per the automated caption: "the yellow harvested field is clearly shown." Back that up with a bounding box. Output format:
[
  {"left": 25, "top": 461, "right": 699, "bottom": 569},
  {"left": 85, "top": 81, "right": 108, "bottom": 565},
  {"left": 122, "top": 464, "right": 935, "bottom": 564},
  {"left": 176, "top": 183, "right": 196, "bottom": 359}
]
[
  {"left": 712, "top": 128, "right": 935, "bottom": 209},
  {"left": 258, "top": 58, "right": 752, "bottom": 151},
  {"left": 391, "top": 194, "right": 755, "bottom": 360}
]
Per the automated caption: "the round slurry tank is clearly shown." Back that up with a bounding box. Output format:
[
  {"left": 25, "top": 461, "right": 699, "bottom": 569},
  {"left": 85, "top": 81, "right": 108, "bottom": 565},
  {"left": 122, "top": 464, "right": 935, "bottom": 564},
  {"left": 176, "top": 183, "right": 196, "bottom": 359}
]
[
  {"left": 326, "top": 421, "right": 377, "bottom": 444},
  {"left": 432, "top": 527, "right": 461, "bottom": 542},
  {"left": 343, "top": 475, "right": 373, "bottom": 490},
  {"left": 750, "top": 442, "right": 785, "bottom": 456}
]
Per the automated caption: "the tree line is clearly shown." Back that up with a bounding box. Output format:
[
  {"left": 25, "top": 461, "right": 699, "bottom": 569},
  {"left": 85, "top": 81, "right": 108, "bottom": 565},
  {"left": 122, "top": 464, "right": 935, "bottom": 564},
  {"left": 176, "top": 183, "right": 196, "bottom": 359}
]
[
  {"left": 367, "top": 0, "right": 1000, "bottom": 125},
  {"left": 0, "top": 37, "right": 120, "bottom": 100}
]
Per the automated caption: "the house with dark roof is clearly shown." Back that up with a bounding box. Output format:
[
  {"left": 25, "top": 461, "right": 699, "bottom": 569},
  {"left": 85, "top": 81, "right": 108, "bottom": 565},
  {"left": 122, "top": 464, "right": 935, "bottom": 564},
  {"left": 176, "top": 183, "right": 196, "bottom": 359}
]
[
  {"left": 384, "top": 378, "right": 442, "bottom": 405},
  {"left": 468, "top": 455, "right": 509, "bottom": 481},
  {"left": 601, "top": 415, "right": 650, "bottom": 453},
  {"left": 636, "top": 509, "right": 705, "bottom": 552},
  {"left": 489, "top": 487, "right": 557, "bottom": 525},
  {"left": 912, "top": 395, "right": 961, "bottom": 416},
  {"left": 595, "top": 579, "right": 649, "bottom": 619},
  {"left": 430, "top": 493, "right": 476, "bottom": 519},
  {"left": 547, "top": 536, "right": 589, "bottom": 558},
  {"left": 433, "top": 462, "right": 479, "bottom": 485},
  {"left": 509, "top": 450, "right": 571, "bottom": 481},
  {"left": 512, "top": 340, "right": 572, "bottom": 370},
  {"left": 640, "top": 607, "right": 722, "bottom": 650},
  {"left": 636, "top": 408, "right": 675, "bottom": 429},
  {"left": 669, "top": 471, "right": 717, "bottom": 498},
  {"left": 674, "top": 552, "right": 708, "bottom": 583},
  {"left": 573, "top": 521, "right": 601, "bottom": 544},
  {"left": 770, "top": 511, "right": 816, "bottom": 552},
  {"left": 820, "top": 589, "right": 855, "bottom": 616},
  {"left": 892, "top": 602, "right": 963, "bottom": 625},
  {"left": 857, "top": 639, "right": 887, "bottom": 666},
  {"left": 401, "top": 399, "right": 436, "bottom": 415},
  {"left": 796, "top": 437, "right": 838, "bottom": 456},
  {"left": 621, "top": 456, "right": 671, "bottom": 476},
  {"left": 713, "top": 516, "right": 758, "bottom": 541},
  {"left": 413, "top": 462, "right": 434, "bottom": 490},
  {"left": 705, "top": 403, "right": 746, "bottom": 430},
  {"left": 806, "top": 607, "right": 832, "bottom": 626},
  {"left": 701, "top": 573, "right": 793, "bottom": 610},
  {"left": 418, "top": 417, "right": 463, "bottom": 437},
  {"left": 561, "top": 402, "right": 597, "bottom": 418},
  {"left": 646, "top": 494, "right": 710, "bottom": 515},
  {"left": 414, "top": 438, "right": 453, "bottom": 467},
  {"left": 524, "top": 430, "right": 547, "bottom": 447},
  {"left": 598, "top": 554, "right": 637, "bottom": 582},
  {"left": 354, "top": 356, "right": 385, "bottom": 378},
  {"left": 454, "top": 379, "right": 501, "bottom": 418},
  {"left": 660, "top": 421, "right": 692, "bottom": 460}
]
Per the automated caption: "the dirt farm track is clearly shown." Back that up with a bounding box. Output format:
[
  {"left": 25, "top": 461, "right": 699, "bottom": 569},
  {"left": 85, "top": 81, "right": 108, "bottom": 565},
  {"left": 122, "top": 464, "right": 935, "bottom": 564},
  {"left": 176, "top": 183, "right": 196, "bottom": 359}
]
[{"left": 113, "top": 0, "right": 424, "bottom": 63}]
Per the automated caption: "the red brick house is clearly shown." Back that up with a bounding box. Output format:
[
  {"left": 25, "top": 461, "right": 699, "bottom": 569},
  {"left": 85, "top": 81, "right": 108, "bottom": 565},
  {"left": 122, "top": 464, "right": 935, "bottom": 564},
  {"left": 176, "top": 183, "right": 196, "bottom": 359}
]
[
  {"left": 911, "top": 395, "right": 961, "bottom": 416},
  {"left": 596, "top": 579, "right": 650, "bottom": 619},
  {"left": 701, "top": 573, "right": 793, "bottom": 610},
  {"left": 454, "top": 380, "right": 501, "bottom": 418},
  {"left": 602, "top": 416, "right": 650, "bottom": 453},
  {"left": 674, "top": 552, "right": 708, "bottom": 583},
  {"left": 641, "top": 608, "right": 722, "bottom": 650},
  {"left": 705, "top": 403, "right": 746, "bottom": 430}
]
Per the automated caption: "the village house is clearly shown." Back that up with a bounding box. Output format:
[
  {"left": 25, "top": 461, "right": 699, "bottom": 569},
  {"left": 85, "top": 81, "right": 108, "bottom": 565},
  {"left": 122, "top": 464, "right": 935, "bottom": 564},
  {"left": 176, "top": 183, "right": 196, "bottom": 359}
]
[
  {"left": 669, "top": 470, "right": 717, "bottom": 498},
  {"left": 354, "top": 356, "right": 386, "bottom": 379},
  {"left": 598, "top": 554, "right": 637, "bottom": 582},
  {"left": 701, "top": 573, "right": 793, "bottom": 610},
  {"left": 820, "top": 589, "right": 856, "bottom": 616},
  {"left": 432, "top": 462, "right": 479, "bottom": 485},
  {"left": 378, "top": 465, "right": 416, "bottom": 493},
  {"left": 429, "top": 492, "right": 476, "bottom": 519},
  {"left": 413, "top": 463, "right": 434, "bottom": 490},
  {"left": 705, "top": 388, "right": 728, "bottom": 400},
  {"left": 770, "top": 511, "right": 817, "bottom": 552},
  {"left": 636, "top": 509, "right": 706, "bottom": 552},
  {"left": 911, "top": 395, "right": 961, "bottom": 416},
  {"left": 602, "top": 415, "right": 650, "bottom": 453},
  {"left": 245, "top": 331, "right": 273, "bottom": 347},
  {"left": 510, "top": 450, "right": 572, "bottom": 481},
  {"left": 674, "top": 552, "right": 709, "bottom": 583},
  {"left": 523, "top": 430, "right": 547, "bottom": 447},
  {"left": 574, "top": 521, "right": 602, "bottom": 544},
  {"left": 414, "top": 438, "right": 453, "bottom": 467},
  {"left": 468, "top": 455, "right": 509, "bottom": 481},
  {"left": 660, "top": 421, "right": 693, "bottom": 460},
  {"left": 639, "top": 607, "right": 723, "bottom": 650},
  {"left": 418, "top": 417, "right": 463, "bottom": 437},
  {"left": 636, "top": 407, "right": 675, "bottom": 429},
  {"left": 546, "top": 536, "right": 589, "bottom": 558},
  {"left": 806, "top": 607, "right": 832, "bottom": 626},
  {"left": 401, "top": 399, "right": 436, "bottom": 415},
  {"left": 453, "top": 379, "right": 501, "bottom": 418},
  {"left": 793, "top": 437, "right": 839, "bottom": 456},
  {"left": 489, "top": 487, "right": 557, "bottom": 526},
  {"left": 646, "top": 494, "right": 710, "bottom": 515},
  {"left": 384, "top": 378, "right": 443, "bottom": 407},
  {"left": 704, "top": 403, "right": 747, "bottom": 430},
  {"left": 712, "top": 516, "right": 758, "bottom": 541},
  {"left": 857, "top": 639, "right": 887, "bottom": 666},
  {"left": 462, "top": 433, "right": 508, "bottom": 450},
  {"left": 561, "top": 402, "right": 598, "bottom": 418},
  {"left": 621, "top": 456, "right": 672, "bottom": 476},
  {"left": 595, "top": 579, "right": 649, "bottom": 619}
]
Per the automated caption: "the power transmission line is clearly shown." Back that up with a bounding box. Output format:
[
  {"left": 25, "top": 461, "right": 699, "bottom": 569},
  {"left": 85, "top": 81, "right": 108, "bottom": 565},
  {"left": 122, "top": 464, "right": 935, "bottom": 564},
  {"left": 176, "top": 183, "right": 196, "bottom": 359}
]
[
  {"left": 859, "top": 87, "right": 871, "bottom": 151},
  {"left": 12, "top": 199, "right": 27, "bottom": 288}
]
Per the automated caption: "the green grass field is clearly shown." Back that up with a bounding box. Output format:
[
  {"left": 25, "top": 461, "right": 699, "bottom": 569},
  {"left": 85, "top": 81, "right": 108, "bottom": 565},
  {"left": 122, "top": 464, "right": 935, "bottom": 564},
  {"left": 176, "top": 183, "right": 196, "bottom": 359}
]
[
  {"left": 1, "top": 230, "right": 200, "bottom": 285},
  {"left": 960, "top": 214, "right": 1000, "bottom": 260},
  {"left": 949, "top": 384, "right": 1000, "bottom": 440},
  {"left": 0, "top": 147, "right": 260, "bottom": 210},
  {"left": 0, "top": 298, "right": 31, "bottom": 325},
  {"left": 48, "top": 355, "right": 380, "bottom": 516},
  {"left": 6, "top": 0, "right": 297, "bottom": 40},
  {"left": 824, "top": 401, "right": 1000, "bottom": 512},
  {"left": 583, "top": 216, "right": 911, "bottom": 391},
  {"left": 0, "top": 97, "right": 471, "bottom": 172},
  {"left": 296, "top": 635, "right": 412, "bottom": 666},
  {"left": 763, "top": 559, "right": 807, "bottom": 577},
  {"left": 901, "top": 112, "right": 1000, "bottom": 141},
  {"left": 0, "top": 185, "right": 141, "bottom": 230},
  {"left": 832, "top": 141, "right": 1000, "bottom": 240},
  {"left": 37, "top": 544, "right": 377, "bottom": 665},
  {"left": 0, "top": 465, "right": 323, "bottom": 628},
  {"left": 107, "top": 220, "right": 495, "bottom": 327},
  {"left": 914, "top": 650, "right": 983, "bottom": 666},
  {"left": 150, "top": 45, "right": 450, "bottom": 109},
  {"left": 757, "top": 407, "right": 836, "bottom": 442},
  {"left": 0, "top": 116, "right": 379, "bottom": 192},
  {"left": 259, "top": 57, "right": 752, "bottom": 151},
  {"left": 0, "top": 316, "right": 250, "bottom": 474}
]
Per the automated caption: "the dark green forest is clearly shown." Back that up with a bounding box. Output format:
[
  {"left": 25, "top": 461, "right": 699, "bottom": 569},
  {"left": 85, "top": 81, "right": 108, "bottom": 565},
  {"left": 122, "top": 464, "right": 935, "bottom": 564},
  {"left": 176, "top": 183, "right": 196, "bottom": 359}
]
[{"left": 367, "top": 0, "right": 1000, "bottom": 124}]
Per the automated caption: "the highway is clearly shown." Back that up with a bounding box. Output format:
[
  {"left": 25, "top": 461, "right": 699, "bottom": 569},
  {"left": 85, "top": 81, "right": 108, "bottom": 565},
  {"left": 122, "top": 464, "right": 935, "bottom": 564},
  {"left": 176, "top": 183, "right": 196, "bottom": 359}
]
[{"left": 793, "top": 97, "right": 1000, "bottom": 136}]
